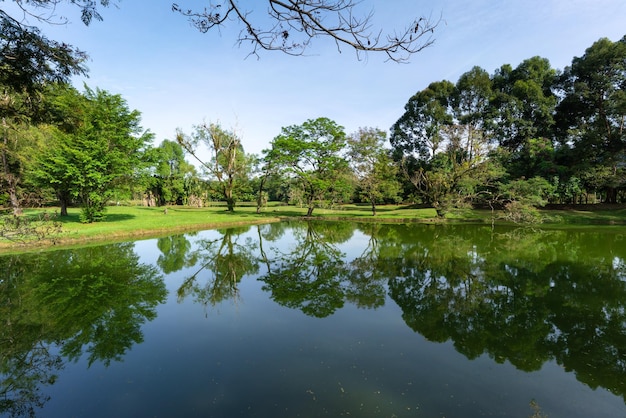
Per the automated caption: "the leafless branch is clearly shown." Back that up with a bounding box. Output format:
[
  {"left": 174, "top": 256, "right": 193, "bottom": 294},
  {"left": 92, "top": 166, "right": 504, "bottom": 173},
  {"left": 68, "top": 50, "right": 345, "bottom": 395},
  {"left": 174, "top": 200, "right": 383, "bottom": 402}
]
[{"left": 172, "top": 0, "right": 440, "bottom": 62}]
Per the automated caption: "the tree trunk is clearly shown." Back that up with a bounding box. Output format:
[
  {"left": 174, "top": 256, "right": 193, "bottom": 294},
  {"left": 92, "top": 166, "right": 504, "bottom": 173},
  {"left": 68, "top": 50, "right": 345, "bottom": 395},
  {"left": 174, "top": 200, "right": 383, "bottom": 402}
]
[
  {"left": 226, "top": 197, "right": 235, "bottom": 212},
  {"left": 256, "top": 175, "right": 267, "bottom": 214},
  {"left": 1, "top": 128, "right": 22, "bottom": 215},
  {"left": 6, "top": 175, "right": 21, "bottom": 216},
  {"left": 58, "top": 190, "right": 70, "bottom": 216},
  {"left": 306, "top": 206, "right": 314, "bottom": 216},
  {"left": 370, "top": 200, "right": 377, "bottom": 216},
  {"left": 606, "top": 187, "right": 618, "bottom": 204}
]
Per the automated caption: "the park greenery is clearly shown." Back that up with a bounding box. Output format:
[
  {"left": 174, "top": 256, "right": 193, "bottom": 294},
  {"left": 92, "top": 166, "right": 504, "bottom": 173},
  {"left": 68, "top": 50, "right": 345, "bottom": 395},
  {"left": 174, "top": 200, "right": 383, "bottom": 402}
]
[{"left": 1, "top": 1, "right": 625, "bottom": 245}]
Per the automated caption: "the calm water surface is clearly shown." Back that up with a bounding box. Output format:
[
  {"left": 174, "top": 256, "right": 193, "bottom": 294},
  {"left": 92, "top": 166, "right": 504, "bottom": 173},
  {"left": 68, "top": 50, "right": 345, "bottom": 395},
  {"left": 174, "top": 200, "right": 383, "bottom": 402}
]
[{"left": 2, "top": 221, "right": 626, "bottom": 417}]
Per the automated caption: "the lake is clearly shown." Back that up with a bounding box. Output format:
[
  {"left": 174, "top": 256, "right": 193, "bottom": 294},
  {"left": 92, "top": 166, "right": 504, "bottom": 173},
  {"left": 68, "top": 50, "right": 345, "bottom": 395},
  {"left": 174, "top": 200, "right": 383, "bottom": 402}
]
[{"left": 2, "top": 221, "right": 626, "bottom": 417}]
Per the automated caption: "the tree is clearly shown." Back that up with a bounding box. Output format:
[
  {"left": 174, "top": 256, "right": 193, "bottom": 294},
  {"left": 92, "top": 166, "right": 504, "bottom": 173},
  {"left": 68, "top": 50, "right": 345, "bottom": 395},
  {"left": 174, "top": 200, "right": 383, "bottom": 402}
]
[
  {"left": 0, "top": 3, "right": 93, "bottom": 95},
  {"left": 490, "top": 57, "right": 558, "bottom": 153},
  {"left": 259, "top": 221, "right": 350, "bottom": 317},
  {"left": 176, "top": 122, "right": 252, "bottom": 212},
  {"left": 33, "top": 85, "right": 152, "bottom": 221},
  {"left": 148, "top": 139, "right": 196, "bottom": 206},
  {"left": 391, "top": 76, "right": 499, "bottom": 215},
  {"left": 264, "top": 117, "right": 350, "bottom": 216},
  {"left": 390, "top": 80, "right": 455, "bottom": 162},
  {"left": 0, "top": 117, "right": 28, "bottom": 215},
  {"left": 346, "top": 127, "right": 401, "bottom": 215},
  {"left": 172, "top": 0, "right": 439, "bottom": 62},
  {"left": 555, "top": 36, "right": 626, "bottom": 203},
  {"left": 0, "top": 1, "right": 114, "bottom": 216},
  {"left": 177, "top": 226, "right": 259, "bottom": 307},
  {"left": 28, "top": 85, "right": 84, "bottom": 215}
]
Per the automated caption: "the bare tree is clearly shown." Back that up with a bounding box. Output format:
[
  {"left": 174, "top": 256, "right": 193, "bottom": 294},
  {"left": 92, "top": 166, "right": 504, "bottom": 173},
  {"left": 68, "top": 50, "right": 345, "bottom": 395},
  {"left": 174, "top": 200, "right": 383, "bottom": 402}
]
[
  {"left": 172, "top": 0, "right": 439, "bottom": 62},
  {"left": 176, "top": 122, "right": 251, "bottom": 212}
]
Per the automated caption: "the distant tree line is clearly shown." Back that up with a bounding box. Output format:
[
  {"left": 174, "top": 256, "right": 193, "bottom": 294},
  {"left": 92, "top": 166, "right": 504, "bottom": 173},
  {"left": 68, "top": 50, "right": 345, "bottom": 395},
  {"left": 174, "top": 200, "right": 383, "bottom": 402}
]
[
  {"left": 390, "top": 35, "right": 626, "bottom": 217},
  {"left": 1, "top": 35, "right": 625, "bottom": 222}
]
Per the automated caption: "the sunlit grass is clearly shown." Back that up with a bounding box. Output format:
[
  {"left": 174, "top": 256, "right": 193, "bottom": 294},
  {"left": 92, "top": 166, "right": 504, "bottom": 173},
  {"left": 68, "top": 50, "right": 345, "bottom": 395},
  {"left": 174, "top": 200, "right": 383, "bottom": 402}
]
[{"left": 3, "top": 202, "right": 626, "bottom": 251}]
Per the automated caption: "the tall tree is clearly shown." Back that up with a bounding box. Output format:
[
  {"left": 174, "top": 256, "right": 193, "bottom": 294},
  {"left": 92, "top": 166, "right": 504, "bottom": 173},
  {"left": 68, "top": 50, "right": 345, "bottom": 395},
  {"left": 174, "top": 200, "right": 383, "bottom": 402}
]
[
  {"left": 149, "top": 139, "right": 196, "bottom": 206},
  {"left": 556, "top": 36, "right": 626, "bottom": 203},
  {"left": 177, "top": 122, "right": 251, "bottom": 212},
  {"left": 390, "top": 80, "right": 455, "bottom": 163},
  {"left": 173, "top": 0, "right": 439, "bottom": 62},
  {"left": 390, "top": 74, "right": 501, "bottom": 215},
  {"left": 28, "top": 85, "right": 85, "bottom": 215},
  {"left": 264, "top": 117, "right": 350, "bottom": 216},
  {"left": 490, "top": 57, "right": 558, "bottom": 154},
  {"left": 346, "top": 127, "right": 401, "bottom": 215},
  {"left": 33, "top": 85, "right": 152, "bottom": 221},
  {"left": 0, "top": 1, "right": 112, "bottom": 215}
]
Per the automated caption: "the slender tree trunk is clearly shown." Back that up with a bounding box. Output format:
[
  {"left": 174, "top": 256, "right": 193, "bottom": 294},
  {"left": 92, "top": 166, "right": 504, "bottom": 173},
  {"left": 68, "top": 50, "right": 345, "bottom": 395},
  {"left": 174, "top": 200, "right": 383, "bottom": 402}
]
[
  {"left": 6, "top": 174, "right": 21, "bottom": 216},
  {"left": 256, "top": 174, "right": 267, "bottom": 214},
  {"left": 370, "top": 198, "right": 377, "bottom": 216},
  {"left": 1, "top": 127, "right": 22, "bottom": 215},
  {"left": 306, "top": 184, "right": 316, "bottom": 216}
]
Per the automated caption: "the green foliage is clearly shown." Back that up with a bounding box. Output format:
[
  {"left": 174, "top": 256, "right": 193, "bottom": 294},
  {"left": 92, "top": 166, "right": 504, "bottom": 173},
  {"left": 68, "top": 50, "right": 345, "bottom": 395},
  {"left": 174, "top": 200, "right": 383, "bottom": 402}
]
[
  {"left": 145, "top": 139, "right": 197, "bottom": 206},
  {"left": 388, "top": 37, "right": 626, "bottom": 209},
  {"left": 491, "top": 57, "right": 558, "bottom": 151},
  {"left": 347, "top": 127, "right": 402, "bottom": 215},
  {"left": 0, "top": 8, "right": 89, "bottom": 96},
  {"left": 555, "top": 36, "right": 626, "bottom": 202},
  {"left": 176, "top": 227, "right": 258, "bottom": 307},
  {"left": 33, "top": 85, "right": 152, "bottom": 222},
  {"left": 501, "top": 176, "right": 555, "bottom": 207},
  {"left": 264, "top": 117, "right": 351, "bottom": 216},
  {"left": 177, "top": 123, "right": 253, "bottom": 211}
]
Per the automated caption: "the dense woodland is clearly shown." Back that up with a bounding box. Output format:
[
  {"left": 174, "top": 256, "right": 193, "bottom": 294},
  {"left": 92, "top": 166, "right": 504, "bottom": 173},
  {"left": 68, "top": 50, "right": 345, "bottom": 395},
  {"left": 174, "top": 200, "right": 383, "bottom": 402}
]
[{"left": 1, "top": 29, "right": 625, "bottom": 221}]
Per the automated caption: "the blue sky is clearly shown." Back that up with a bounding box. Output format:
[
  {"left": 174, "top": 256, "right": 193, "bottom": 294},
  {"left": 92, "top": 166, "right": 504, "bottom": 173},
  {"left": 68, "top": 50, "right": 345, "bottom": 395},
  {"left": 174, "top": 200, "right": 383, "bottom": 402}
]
[{"left": 13, "top": 0, "right": 626, "bottom": 156}]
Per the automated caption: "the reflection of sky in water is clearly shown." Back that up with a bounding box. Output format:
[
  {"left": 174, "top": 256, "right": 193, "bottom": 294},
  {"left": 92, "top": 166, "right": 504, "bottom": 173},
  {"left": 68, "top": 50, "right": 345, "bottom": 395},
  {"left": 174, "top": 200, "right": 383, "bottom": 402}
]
[{"left": 11, "top": 223, "right": 626, "bottom": 417}]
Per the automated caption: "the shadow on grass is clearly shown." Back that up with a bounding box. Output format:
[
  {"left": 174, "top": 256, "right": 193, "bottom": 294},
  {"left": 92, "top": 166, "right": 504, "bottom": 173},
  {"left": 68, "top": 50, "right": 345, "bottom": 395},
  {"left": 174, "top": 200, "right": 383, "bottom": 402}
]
[{"left": 56, "top": 212, "right": 136, "bottom": 224}]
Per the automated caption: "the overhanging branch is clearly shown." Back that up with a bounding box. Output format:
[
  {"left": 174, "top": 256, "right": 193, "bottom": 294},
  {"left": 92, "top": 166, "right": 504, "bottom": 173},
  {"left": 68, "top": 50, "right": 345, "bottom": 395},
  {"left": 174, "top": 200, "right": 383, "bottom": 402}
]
[{"left": 172, "top": 0, "right": 440, "bottom": 62}]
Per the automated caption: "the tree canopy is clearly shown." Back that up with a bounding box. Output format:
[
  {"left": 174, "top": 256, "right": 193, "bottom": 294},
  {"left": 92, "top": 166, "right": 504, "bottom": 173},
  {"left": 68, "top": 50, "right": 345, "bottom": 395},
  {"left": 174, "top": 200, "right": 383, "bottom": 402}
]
[
  {"left": 32, "top": 84, "right": 152, "bottom": 221},
  {"left": 176, "top": 123, "right": 252, "bottom": 212},
  {"left": 264, "top": 117, "right": 350, "bottom": 216}
]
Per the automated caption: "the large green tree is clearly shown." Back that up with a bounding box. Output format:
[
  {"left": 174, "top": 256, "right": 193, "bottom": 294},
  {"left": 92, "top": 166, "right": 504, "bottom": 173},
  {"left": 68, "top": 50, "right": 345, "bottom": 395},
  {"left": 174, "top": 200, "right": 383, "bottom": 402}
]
[
  {"left": 391, "top": 74, "right": 500, "bottom": 215},
  {"left": 264, "top": 117, "right": 350, "bottom": 216},
  {"left": 33, "top": 85, "right": 152, "bottom": 221},
  {"left": 556, "top": 36, "right": 626, "bottom": 203},
  {"left": 490, "top": 57, "right": 558, "bottom": 153},
  {"left": 0, "top": 1, "right": 111, "bottom": 215}
]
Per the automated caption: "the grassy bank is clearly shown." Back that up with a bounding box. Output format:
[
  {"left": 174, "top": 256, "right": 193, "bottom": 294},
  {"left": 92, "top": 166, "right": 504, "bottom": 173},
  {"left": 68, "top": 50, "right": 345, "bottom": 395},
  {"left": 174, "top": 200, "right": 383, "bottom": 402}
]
[{"left": 2, "top": 203, "right": 626, "bottom": 252}]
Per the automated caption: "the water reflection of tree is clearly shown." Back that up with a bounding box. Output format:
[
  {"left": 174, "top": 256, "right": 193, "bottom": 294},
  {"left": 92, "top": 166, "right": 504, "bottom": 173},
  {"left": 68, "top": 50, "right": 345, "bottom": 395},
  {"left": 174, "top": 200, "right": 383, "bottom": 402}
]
[
  {"left": 345, "top": 223, "right": 388, "bottom": 309},
  {"left": 0, "top": 243, "right": 166, "bottom": 417},
  {"left": 156, "top": 233, "right": 199, "bottom": 274},
  {"left": 259, "top": 221, "right": 390, "bottom": 316},
  {"left": 259, "top": 221, "right": 350, "bottom": 317},
  {"left": 177, "top": 226, "right": 259, "bottom": 308},
  {"left": 380, "top": 225, "right": 626, "bottom": 401}
]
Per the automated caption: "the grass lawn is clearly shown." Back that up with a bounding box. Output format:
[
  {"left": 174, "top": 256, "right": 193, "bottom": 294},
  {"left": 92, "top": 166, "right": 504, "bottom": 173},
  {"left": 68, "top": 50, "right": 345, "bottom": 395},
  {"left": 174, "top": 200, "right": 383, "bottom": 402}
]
[{"left": 2, "top": 202, "right": 626, "bottom": 252}]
